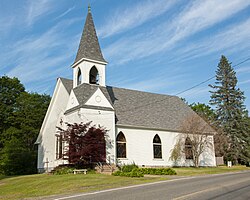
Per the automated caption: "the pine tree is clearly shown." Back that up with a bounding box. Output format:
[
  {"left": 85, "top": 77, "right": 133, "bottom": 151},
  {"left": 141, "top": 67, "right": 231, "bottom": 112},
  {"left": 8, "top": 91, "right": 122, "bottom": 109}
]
[{"left": 209, "top": 55, "right": 249, "bottom": 164}]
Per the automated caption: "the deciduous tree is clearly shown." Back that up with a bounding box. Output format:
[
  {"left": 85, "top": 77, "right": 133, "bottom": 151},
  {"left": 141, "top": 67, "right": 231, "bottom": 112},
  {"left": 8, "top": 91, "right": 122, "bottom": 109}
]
[
  {"left": 0, "top": 76, "right": 25, "bottom": 149},
  {"left": 0, "top": 76, "right": 51, "bottom": 175},
  {"left": 57, "top": 122, "right": 108, "bottom": 166},
  {"left": 182, "top": 114, "right": 214, "bottom": 167},
  {"left": 170, "top": 114, "right": 213, "bottom": 167},
  {"left": 190, "top": 102, "right": 227, "bottom": 158},
  {"left": 190, "top": 102, "right": 216, "bottom": 123}
]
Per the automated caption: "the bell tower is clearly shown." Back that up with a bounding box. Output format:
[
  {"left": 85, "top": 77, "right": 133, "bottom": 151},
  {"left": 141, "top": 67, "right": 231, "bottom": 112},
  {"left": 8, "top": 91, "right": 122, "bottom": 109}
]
[{"left": 72, "top": 5, "right": 107, "bottom": 88}]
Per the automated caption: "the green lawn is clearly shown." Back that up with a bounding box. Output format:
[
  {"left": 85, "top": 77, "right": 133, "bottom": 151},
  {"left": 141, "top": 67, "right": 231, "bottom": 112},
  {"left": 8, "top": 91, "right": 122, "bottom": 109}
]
[
  {"left": 174, "top": 165, "right": 250, "bottom": 176},
  {"left": 0, "top": 173, "right": 166, "bottom": 200},
  {"left": 0, "top": 166, "right": 249, "bottom": 200},
  {"left": 0, "top": 175, "right": 8, "bottom": 180}
]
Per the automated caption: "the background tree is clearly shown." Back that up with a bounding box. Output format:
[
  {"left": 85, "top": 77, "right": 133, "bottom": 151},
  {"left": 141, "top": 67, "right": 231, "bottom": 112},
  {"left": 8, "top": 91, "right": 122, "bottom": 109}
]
[
  {"left": 181, "top": 114, "right": 214, "bottom": 167},
  {"left": 170, "top": 114, "right": 213, "bottom": 167},
  {"left": 190, "top": 102, "right": 227, "bottom": 158},
  {"left": 12, "top": 92, "right": 51, "bottom": 149},
  {"left": 181, "top": 97, "right": 189, "bottom": 105},
  {"left": 240, "top": 117, "right": 250, "bottom": 164},
  {"left": 190, "top": 103, "right": 216, "bottom": 123},
  {"left": 0, "top": 76, "right": 50, "bottom": 175},
  {"left": 0, "top": 76, "right": 25, "bottom": 149},
  {"left": 0, "top": 138, "right": 36, "bottom": 175},
  {"left": 209, "top": 55, "right": 249, "bottom": 164},
  {"left": 57, "top": 122, "right": 108, "bottom": 167}
]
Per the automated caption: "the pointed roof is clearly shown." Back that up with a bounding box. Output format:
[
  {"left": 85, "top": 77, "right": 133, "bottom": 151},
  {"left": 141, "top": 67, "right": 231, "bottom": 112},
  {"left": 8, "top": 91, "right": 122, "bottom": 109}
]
[{"left": 74, "top": 6, "right": 106, "bottom": 64}]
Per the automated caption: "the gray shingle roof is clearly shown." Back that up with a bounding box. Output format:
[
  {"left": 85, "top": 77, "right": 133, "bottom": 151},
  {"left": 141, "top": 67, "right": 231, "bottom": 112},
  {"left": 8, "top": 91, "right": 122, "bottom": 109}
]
[
  {"left": 60, "top": 77, "right": 73, "bottom": 94},
  {"left": 62, "top": 80, "right": 215, "bottom": 134},
  {"left": 74, "top": 10, "right": 106, "bottom": 64},
  {"left": 104, "top": 86, "right": 214, "bottom": 133}
]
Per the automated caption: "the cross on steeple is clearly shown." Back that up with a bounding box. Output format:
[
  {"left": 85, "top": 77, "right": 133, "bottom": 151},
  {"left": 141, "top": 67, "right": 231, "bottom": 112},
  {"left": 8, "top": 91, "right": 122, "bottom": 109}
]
[{"left": 88, "top": 4, "right": 91, "bottom": 13}]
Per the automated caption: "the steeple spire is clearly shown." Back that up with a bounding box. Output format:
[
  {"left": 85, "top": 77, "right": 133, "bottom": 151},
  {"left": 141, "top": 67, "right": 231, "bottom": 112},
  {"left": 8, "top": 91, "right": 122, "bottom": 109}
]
[
  {"left": 88, "top": 4, "right": 91, "bottom": 13},
  {"left": 74, "top": 6, "right": 106, "bottom": 64}
]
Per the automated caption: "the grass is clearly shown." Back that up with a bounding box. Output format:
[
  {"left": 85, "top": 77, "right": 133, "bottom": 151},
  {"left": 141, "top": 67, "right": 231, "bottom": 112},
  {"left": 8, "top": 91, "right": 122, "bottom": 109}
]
[
  {"left": 173, "top": 165, "right": 250, "bottom": 176},
  {"left": 0, "top": 173, "right": 167, "bottom": 200},
  {"left": 0, "top": 175, "right": 8, "bottom": 180},
  {"left": 0, "top": 165, "right": 249, "bottom": 200}
]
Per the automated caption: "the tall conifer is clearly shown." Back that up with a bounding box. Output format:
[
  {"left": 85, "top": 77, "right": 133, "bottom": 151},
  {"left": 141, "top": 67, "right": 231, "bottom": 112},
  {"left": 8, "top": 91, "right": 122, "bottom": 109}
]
[{"left": 209, "top": 55, "right": 249, "bottom": 164}]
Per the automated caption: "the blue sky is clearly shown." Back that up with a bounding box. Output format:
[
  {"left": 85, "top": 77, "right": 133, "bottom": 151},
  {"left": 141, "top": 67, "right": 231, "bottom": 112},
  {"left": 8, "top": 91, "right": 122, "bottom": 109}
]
[{"left": 0, "top": 0, "right": 250, "bottom": 112}]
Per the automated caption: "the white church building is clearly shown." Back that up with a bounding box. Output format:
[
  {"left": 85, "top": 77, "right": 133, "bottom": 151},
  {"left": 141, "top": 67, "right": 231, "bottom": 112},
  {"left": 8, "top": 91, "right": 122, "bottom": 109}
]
[{"left": 36, "top": 7, "right": 216, "bottom": 173}]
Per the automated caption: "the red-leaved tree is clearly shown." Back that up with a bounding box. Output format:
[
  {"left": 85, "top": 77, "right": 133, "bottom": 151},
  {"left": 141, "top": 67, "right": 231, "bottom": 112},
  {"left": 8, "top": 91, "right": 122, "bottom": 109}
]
[{"left": 57, "top": 122, "right": 107, "bottom": 165}]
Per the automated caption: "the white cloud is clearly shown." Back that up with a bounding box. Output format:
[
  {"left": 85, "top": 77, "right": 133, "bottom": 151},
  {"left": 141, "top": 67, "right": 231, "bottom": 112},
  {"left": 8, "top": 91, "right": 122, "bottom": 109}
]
[
  {"left": 54, "top": 6, "right": 75, "bottom": 21},
  {"left": 6, "top": 18, "right": 80, "bottom": 84},
  {"left": 177, "top": 86, "right": 210, "bottom": 99},
  {"left": 0, "top": 17, "right": 15, "bottom": 35},
  {"left": 236, "top": 66, "right": 250, "bottom": 74},
  {"left": 239, "top": 79, "right": 250, "bottom": 85},
  {"left": 104, "top": 0, "right": 250, "bottom": 65},
  {"left": 26, "top": 0, "right": 52, "bottom": 26},
  {"left": 116, "top": 73, "right": 187, "bottom": 94},
  {"left": 174, "top": 0, "right": 250, "bottom": 36},
  {"left": 98, "top": 0, "right": 177, "bottom": 38},
  {"left": 171, "top": 18, "right": 250, "bottom": 63}
]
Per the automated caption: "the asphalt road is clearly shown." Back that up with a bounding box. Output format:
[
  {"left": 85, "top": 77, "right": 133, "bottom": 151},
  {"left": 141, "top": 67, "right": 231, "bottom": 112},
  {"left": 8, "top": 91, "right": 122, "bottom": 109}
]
[{"left": 50, "top": 171, "right": 250, "bottom": 200}]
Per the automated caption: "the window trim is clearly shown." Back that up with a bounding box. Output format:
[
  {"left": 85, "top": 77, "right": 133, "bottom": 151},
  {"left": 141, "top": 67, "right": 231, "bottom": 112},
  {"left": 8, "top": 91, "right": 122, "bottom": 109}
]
[
  {"left": 153, "top": 134, "right": 162, "bottom": 159},
  {"left": 89, "top": 66, "right": 99, "bottom": 84},
  {"left": 185, "top": 137, "right": 193, "bottom": 160},
  {"left": 116, "top": 132, "right": 127, "bottom": 158},
  {"left": 77, "top": 68, "right": 82, "bottom": 86}
]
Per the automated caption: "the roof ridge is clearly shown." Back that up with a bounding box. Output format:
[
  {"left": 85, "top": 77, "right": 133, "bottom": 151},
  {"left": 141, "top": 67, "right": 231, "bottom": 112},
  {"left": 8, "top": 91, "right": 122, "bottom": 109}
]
[
  {"left": 82, "top": 86, "right": 99, "bottom": 105},
  {"left": 58, "top": 77, "right": 72, "bottom": 81},
  {"left": 59, "top": 77, "right": 73, "bottom": 94},
  {"left": 57, "top": 78, "right": 177, "bottom": 99},
  {"left": 106, "top": 85, "right": 177, "bottom": 98}
]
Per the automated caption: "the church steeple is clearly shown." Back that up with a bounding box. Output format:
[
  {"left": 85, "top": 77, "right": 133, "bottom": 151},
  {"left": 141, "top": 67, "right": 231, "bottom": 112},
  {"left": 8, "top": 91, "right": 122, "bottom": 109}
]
[
  {"left": 74, "top": 5, "right": 106, "bottom": 64},
  {"left": 88, "top": 4, "right": 91, "bottom": 13},
  {"left": 72, "top": 6, "right": 107, "bottom": 88}
]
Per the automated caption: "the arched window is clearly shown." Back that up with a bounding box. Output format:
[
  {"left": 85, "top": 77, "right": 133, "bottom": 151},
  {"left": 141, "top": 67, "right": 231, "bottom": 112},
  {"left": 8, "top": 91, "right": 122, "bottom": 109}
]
[
  {"left": 116, "top": 132, "right": 126, "bottom": 158},
  {"left": 185, "top": 137, "right": 193, "bottom": 159},
  {"left": 153, "top": 134, "right": 162, "bottom": 159},
  {"left": 77, "top": 68, "right": 82, "bottom": 85},
  {"left": 89, "top": 66, "right": 99, "bottom": 84}
]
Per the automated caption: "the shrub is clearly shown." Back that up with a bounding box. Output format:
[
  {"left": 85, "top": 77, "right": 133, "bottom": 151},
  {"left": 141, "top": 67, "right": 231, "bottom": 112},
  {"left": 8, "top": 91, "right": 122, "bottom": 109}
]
[
  {"left": 121, "top": 163, "right": 138, "bottom": 172},
  {"left": 112, "top": 168, "right": 143, "bottom": 177},
  {"left": 138, "top": 168, "right": 177, "bottom": 175},
  {"left": 86, "top": 168, "right": 96, "bottom": 174},
  {"left": 53, "top": 166, "right": 74, "bottom": 175},
  {"left": 112, "top": 170, "right": 122, "bottom": 176},
  {"left": 129, "top": 168, "right": 144, "bottom": 177},
  {"left": 112, "top": 163, "right": 176, "bottom": 177}
]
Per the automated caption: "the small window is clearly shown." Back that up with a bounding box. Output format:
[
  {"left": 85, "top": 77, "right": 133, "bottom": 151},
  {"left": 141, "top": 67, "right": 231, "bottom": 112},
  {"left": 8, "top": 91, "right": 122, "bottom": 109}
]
[
  {"left": 89, "top": 66, "right": 99, "bottom": 84},
  {"left": 153, "top": 134, "right": 162, "bottom": 159},
  {"left": 56, "top": 135, "right": 63, "bottom": 159},
  {"left": 116, "top": 132, "right": 126, "bottom": 158},
  {"left": 185, "top": 137, "right": 193, "bottom": 159},
  {"left": 77, "top": 68, "right": 82, "bottom": 85}
]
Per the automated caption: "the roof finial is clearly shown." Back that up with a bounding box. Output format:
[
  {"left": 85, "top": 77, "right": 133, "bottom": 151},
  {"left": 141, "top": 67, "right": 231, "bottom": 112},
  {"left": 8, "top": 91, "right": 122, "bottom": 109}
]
[{"left": 88, "top": 3, "right": 91, "bottom": 13}]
